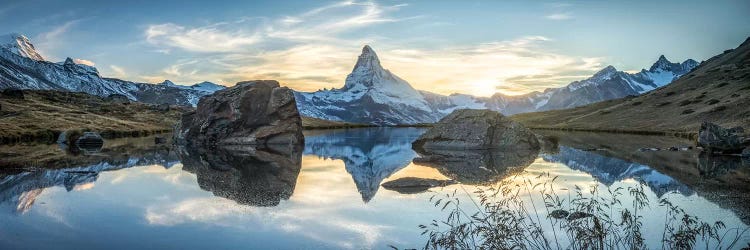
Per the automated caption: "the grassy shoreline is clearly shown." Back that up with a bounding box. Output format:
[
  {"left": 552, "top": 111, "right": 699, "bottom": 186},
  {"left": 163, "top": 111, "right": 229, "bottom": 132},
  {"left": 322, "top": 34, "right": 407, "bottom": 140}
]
[
  {"left": 0, "top": 90, "right": 184, "bottom": 145},
  {"left": 0, "top": 128, "right": 172, "bottom": 144},
  {"left": 526, "top": 126, "right": 698, "bottom": 140}
]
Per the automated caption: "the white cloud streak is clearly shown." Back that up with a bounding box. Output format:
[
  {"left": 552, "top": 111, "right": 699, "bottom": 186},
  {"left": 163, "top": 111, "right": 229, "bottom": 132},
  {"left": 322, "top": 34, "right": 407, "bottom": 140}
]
[{"left": 545, "top": 13, "right": 573, "bottom": 20}]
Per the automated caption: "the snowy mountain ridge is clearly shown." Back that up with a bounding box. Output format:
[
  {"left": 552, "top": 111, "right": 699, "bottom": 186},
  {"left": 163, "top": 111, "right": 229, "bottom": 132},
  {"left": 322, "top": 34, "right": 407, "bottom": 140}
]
[
  {"left": 0, "top": 33, "right": 224, "bottom": 106},
  {"left": 295, "top": 45, "right": 699, "bottom": 125}
]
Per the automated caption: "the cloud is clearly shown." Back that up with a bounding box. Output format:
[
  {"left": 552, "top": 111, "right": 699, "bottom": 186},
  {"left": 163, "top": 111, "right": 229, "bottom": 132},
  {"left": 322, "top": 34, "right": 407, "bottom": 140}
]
[
  {"left": 146, "top": 23, "right": 261, "bottom": 53},
  {"left": 108, "top": 65, "right": 126, "bottom": 78},
  {"left": 545, "top": 13, "right": 573, "bottom": 20},
  {"left": 73, "top": 58, "right": 95, "bottom": 66},
  {"left": 34, "top": 19, "right": 83, "bottom": 60},
  {"left": 141, "top": 1, "right": 601, "bottom": 96}
]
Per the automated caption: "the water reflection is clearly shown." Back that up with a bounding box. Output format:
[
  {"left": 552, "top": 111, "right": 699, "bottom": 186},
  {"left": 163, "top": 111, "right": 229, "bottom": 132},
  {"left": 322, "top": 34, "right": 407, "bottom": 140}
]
[
  {"left": 303, "top": 128, "right": 425, "bottom": 201},
  {"left": 0, "top": 147, "right": 177, "bottom": 214},
  {"left": 698, "top": 151, "right": 748, "bottom": 178},
  {"left": 0, "top": 129, "right": 747, "bottom": 248},
  {"left": 178, "top": 145, "right": 302, "bottom": 206},
  {"left": 413, "top": 148, "right": 538, "bottom": 184},
  {"left": 543, "top": 146, "right": 693, "bottom": 197}
]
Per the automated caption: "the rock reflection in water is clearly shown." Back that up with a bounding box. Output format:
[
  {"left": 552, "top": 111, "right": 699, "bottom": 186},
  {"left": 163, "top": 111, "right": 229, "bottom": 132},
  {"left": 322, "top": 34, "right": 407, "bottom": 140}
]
[
  {"left": 697, "top": 151, "right": 749, "bottom": 179},
  {"left": 303, "top": 128, "right": 425, "bottom": 202},
  {"left": 178, "top": 145, "right": 302, "bottom": 207},
  {"left": 413, "top": 148, "right": 539, "bottom": 185}
]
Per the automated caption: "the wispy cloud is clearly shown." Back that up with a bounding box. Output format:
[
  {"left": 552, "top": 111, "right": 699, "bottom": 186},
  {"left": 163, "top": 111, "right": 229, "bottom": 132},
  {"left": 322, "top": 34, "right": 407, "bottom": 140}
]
[
  {"left": 108, "top": 65, "right": 127, "bottom": 78},
  {"left": 146, "top": 23, "right": 261, "bottom": 53},
  {"left": 545, "top": 13, "right": 573, "bottom": 20},
  {"left": 34, "top": 19, "right": 84, "bottom": 60},
  {"left": 140, "top": 1, "right": 602, "bottom": 96}
]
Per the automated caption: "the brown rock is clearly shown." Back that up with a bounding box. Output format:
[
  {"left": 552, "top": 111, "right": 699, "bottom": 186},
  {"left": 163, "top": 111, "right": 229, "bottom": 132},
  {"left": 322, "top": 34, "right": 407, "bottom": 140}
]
[
  {"left": 413, "top": 109, "right": 539, "bottom": 150},
  {"left": 175, "top": 80, "right": 304, "bottom": 146},
  {"left": 698, "top": 121, "right": 747, "bottom": 154}
]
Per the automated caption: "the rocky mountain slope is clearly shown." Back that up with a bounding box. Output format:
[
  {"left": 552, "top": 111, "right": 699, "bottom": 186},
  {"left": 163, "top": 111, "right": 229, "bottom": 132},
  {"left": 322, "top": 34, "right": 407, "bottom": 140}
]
[
  {"left": 295, "top": 45, "right": 696, "bottom": 125},
  {"left": 0, "top": 33, "right": 224, "bottom": 106},
  {"left": 512, "top": 37, "right": 750, "bottom": 133}
]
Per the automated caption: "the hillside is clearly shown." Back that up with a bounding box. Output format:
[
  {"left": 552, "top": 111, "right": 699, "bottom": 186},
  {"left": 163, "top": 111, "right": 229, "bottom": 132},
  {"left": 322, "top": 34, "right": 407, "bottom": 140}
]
[
  {"left": 301, "top": 116, "right": 373, "bottom": 129},
  {"left": 512, "top": 37, "right": 750, "bottom": 135},
  {"left": 0, "top": 90, "right": 186, "bottom": 144}
]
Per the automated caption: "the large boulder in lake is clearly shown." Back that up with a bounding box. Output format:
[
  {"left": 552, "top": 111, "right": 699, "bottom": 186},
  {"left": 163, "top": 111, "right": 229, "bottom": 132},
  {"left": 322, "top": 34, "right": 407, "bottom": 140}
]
[
  {"left": 698, "top": 122, "right": 749, "bottom": 154},
  {"left": 413, "top": 109, "right": 539, "bottom": 150},
  {"left": 175, "top": 80, "right": 304, "bottom": 146}
]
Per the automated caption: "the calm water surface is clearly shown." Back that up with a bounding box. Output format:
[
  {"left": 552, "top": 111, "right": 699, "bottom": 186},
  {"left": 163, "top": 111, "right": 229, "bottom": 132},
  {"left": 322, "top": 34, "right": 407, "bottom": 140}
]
[{"left": 0, "top": 128, "right": 748, "bottom": 249}]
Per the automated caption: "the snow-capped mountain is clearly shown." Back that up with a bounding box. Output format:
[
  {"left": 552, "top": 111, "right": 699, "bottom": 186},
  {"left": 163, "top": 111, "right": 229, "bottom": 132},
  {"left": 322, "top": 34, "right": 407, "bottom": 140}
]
[
  {"left": 0, "top": 33, "right": 224, "bottom": 106},
  {"left": 295, "top": 46, "right": 439, "bottom": 125},
  {"left": 0, "top": 33, "right": 44, "bottom": 61},
  {"left": 295, "top": 45, "right": 698, "bottom": 124}
]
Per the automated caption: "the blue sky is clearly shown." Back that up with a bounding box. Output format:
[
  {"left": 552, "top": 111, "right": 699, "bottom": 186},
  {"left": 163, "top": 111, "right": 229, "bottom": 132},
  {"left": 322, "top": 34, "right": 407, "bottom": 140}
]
[{"left": 1, "top": 0, "right": 748, "bottom": 96}]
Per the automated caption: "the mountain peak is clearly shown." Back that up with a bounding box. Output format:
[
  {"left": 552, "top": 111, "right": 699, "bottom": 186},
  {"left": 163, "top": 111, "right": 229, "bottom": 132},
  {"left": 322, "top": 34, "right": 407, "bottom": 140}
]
[
  {"left": 351, "top": 45, "right": 383, "bottom": 73},
  {"left": 64, "top": 57, "right": 75, "bottom": 65},
  {"left": 594, "top": 65, "right": 618, "bottom": 77},
  {"left": 1, "top": 33, "right": 45, "bottom": 61},
  {"left": 681, "top": 59, "right": 698, "bottom": 69},
  {"left": 649, "top": 55, "right": 675, "bottom": 71},
  {"left": 160, "top": 80, "right": 176, "bottom": 86}
]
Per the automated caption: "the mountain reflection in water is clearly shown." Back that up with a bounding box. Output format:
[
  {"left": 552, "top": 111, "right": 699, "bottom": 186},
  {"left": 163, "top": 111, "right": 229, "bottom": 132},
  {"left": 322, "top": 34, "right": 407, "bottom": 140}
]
[
  {"left": 0, "top": 129, "right": 748, "bottom": 249},
  {"left": 303, "top": 128, "right": 424, "bottom": 202}
]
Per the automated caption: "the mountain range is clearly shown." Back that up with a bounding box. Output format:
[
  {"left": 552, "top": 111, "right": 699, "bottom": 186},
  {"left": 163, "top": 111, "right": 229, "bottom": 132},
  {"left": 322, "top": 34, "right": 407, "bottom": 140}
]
[
  {"left": 295, "top": 45, "right": 697, "bottom": 125},
  {"left": 0, "top": 33, "right": 225, "bottom": 106},
  {"left": 1, "top": 32, "right": 697, "bottom": 124},
  {"left": 512, "top": 37, "right": 750, "bottom": 132}
]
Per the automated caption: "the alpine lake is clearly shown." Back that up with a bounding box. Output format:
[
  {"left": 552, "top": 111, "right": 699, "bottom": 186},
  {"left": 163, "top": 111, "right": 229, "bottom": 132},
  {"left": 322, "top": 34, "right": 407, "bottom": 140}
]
[{"left": 1, "top": 128, "right": 748, "bottom": 249}]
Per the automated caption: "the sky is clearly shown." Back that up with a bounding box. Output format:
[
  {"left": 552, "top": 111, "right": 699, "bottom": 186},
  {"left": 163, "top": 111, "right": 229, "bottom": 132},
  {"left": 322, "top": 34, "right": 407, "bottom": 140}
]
[{"left": 0, "top": 0, "right": 748, "bottom": 96}]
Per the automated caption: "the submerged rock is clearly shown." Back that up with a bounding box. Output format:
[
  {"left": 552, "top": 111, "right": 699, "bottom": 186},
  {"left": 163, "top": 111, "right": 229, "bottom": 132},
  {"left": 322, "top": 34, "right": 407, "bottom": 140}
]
[
  {"left": 698, "top": 122, "right": 748, "bottom": 154},
  {"left": 75, "top": 132, "right": 104, "bottom": 155},
  {"left": 381, "top": 177, "right": 456, "bottom": 194},
  {"left": 175, "top": 80, "right": 304, "bottom": 146},
  {"left": 412, "top": 109, "right": 539, "bottom": 150}
]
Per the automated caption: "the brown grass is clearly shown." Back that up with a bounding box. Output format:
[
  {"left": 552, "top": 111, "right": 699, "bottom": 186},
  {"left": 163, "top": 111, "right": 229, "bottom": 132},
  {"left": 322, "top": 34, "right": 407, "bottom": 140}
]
[{"left": 0, "top": 90, "right": 185, "bottom": 144}]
